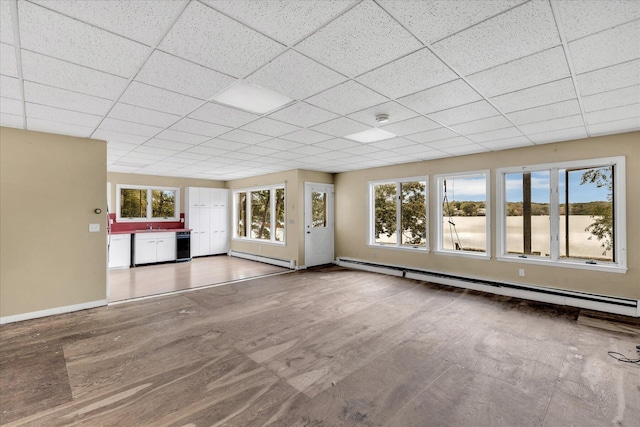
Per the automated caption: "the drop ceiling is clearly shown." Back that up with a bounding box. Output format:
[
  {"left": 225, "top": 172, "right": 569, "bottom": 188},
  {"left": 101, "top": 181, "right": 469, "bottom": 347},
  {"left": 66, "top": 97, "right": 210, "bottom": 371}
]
[{"left": 0, "top": 0, "right": 638, "bottom": 180}]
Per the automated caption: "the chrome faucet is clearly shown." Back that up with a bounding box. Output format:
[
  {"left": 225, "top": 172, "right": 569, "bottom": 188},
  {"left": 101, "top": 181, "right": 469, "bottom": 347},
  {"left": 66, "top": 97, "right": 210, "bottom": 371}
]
[{"left": 147, "top": 223, "right": 152, "bottom": 230}]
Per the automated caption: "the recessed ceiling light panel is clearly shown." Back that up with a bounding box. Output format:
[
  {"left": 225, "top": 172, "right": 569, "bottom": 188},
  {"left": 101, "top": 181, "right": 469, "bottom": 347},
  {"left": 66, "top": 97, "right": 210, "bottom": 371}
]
[
  {"left": 212, "top": 81, "right": 294, "bottom": 114},
  {"left": 345, "top": 128, "right": 396, "bottom": 143}
]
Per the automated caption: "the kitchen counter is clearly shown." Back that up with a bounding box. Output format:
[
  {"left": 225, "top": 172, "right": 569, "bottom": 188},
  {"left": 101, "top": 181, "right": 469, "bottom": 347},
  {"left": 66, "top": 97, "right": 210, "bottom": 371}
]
[{"left": 111, "top": 228, "right": 191, "bottom": 235}]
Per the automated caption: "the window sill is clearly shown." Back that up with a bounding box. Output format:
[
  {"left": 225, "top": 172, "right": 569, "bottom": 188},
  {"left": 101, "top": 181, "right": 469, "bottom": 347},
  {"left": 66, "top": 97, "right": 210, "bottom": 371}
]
[
  {"left": 116, "top": 218, "right": 180, "bottom": 223},
  {"left": 496, "top": 255, "right": 627, "bottom": 274},
  {"left": 434, "top": 250, "right": 490, "bottom": 260},
  {"left": 368, "top": 243, "right": 428, "bottom": 253}
]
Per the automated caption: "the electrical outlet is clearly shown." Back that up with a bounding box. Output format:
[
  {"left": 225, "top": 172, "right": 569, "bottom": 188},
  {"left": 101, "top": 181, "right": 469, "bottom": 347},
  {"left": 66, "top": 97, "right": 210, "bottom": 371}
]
[
  {"left": 89, "top": 223, "right": 100, "bottom": 232},
  {"left": 519, "top": 269, "right": 525, "bottom": 277}
]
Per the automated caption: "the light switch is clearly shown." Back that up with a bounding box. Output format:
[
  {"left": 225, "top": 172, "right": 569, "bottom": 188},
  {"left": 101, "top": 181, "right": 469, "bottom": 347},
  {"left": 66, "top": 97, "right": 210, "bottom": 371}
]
[{"left": 89, "top": 223, "right": 100, "bottom": 232}]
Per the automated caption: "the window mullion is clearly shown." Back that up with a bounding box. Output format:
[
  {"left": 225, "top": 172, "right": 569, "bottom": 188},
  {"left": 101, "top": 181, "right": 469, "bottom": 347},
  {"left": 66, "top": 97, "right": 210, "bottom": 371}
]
[
  {"left": 396, "top": 182, "right": 401, "bottom": 247},
  {"left": 270, "top": 188, "right": 276, "bottom": 243},
  {"left": 549, "top": 168, "right": 559, "bottom": 261},
  {"left": 146, "top": 189, "right": 152, "bottom": 220}
]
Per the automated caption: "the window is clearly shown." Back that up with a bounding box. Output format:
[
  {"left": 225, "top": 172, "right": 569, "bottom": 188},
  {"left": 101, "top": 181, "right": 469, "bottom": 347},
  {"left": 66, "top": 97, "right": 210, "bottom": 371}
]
[
  {"left": 436, "top": 171, "right": 490, "bottom": 257},
  {"left": 370, "top": 177, "right": 427, "bottom": 250},
  {"left": 233, "top": 184, "right": 286, "bottom": 244},
  {"left": 116, "top": 185, "right": 179, "bottom": 222},
  {"left": 497, "top": 157, "right": 626, "bottom": 272}
]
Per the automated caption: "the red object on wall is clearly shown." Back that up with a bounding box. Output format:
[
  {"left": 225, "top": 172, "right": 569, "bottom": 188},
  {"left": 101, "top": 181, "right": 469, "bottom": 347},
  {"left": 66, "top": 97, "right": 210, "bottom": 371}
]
[{"left": 109, "top": 213, "right": 185, "bottom": 233}]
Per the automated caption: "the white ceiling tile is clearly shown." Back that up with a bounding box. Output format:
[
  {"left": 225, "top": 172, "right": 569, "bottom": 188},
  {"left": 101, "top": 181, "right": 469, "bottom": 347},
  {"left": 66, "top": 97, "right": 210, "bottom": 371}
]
[
  {"left": 21, "top": 51, "right": 128, "bottom": 100},
  {"left": 189, "top": 102, "right": 259, "bottom": 127},
  {"left": 315, "top": 149, "right": 358, "bottom": 160},
  {"left": 491, "top": 78, "right": 576, "bottom": 113},
  {"left": 313, "top": 138, "right": 361, "bottom": 150},
  {"left": 280, "top": 129, "right": 332, "bottom": 144},
  {"left": 247, "top": 50, "right": 346, "bottom": 100},
  {"left": 467, "top": 46, "right": 570, "bottom": 98},
  {"left": 582, "top": 85, "right": 640, "bottom": 112},
  {"left": 0, "top": 75, "right": 21, "bottom": 100},
  {"left": 172, "top": 151, "right": 213, "bottom": 161},
  {"left": 184, "top": 145, "right": 228, "bottom": 157},
  {"left": 586, "top": 104, "right": 640, "bottom": 125},
  {"left": 267, "top": 102, "right": 339, "bottom": 127},
  {"left": 136, "top": 50, "right": 236, "bottom": 100},
  {"left": 267, "top": 151, "right": 305, "bottom": 161},
  {"left": 506, "top": 99, "right": 582, "bottom": 126},
  {"left": 91, "top": 129, "right": 147, "bottom": 145},
  {"left": 557, "top": 0, "right": 640, "bottom": 42},
  {"left": 119, "top": 82, "right": 203, "bottom": 116},
  {"left": 26, "top": 117, "right": 93, "bottom": 138},
  {"left": 347, "top": 101, "right": 419, "bottom": 127},
  {"left": 296, "top": 1, "right": 421, "bottom": 77},
  {"left": 380, "top": 0, "right": 525, "bottom": 44},
  {"left": 356, "top": 48, "right": 457, "bottom": 98},
  {"left": 451, "top": 115, "right": 513, "bottom": 134},
  {"left": 426, "top": 137, "right": 472, "bottom": 150},
  {"left": 155, "top": 129, "right": 210, "bottom": 145},
  {"left": 368, "top": 137, "right": 416, "bottom": 150},
  {"left": 170, "top": 118, "right": 232, "bottom": 137},
  {"left": 30, "top": 0, "right": 185, "bottom": 46},
  {"left": 256, "top": 138, "right": 305, "bottom": 151},
  {"left": 108, "top": 103, "right": 180, "bottom": 128},
  {"left": 405, "top": 127, "right": 459, "bottom": 144},
  {"left": 23, "top": 82, "right": 112, "bottom": 116},
  {"left": 381, "top": 154, "right": 418, "bottom": 164},
  {"left": 589, "top": 117, "right": 640, "bottom": 135},
  {"left": 0, "top": 43, "right": 17, "bottom": 77},
  {"left": 0, "top": 113, "right": 24, "bottom": 128},
  {"left": 481, "top": 136, "right": 532, "bottom": 150},
  {"left": 569, "top": 20, "right": 640, "bottom": 74},
  {"left": 306, "top": 80, "right": 387, "bottom": 116},
  {"left": 205, "top": 0, "right": 353, "bottom": 45},
  {"left": 576, "top": 59, "right": 640, "bottom": 97},
  {"left": 1, "top": 96, "right": 24, "bottom": 116},
  {"left": 379, "top": 116, "right": 440, "bottom": 136},
  {"left": 392, "top": 143, "right": 441, "bottom": 156},
  {"left": 440, "top": 143, "right": 489, "bottom": 156},
  {"left": 0, "top": 1, "right": 14, "bottom": 45},
  {"left": 399, "top": 79, "right": 482, "bottom": 115},
  {"left": 433, "top": 1, "right": 559, "bottom": 75},
  {"left": 290, "top": 145, "right": 332, "bottom": 156},
  {"left": 340, "top": 144, "right": 383, "bottom": 156},
  {"left": 127, "top": 151, "right": 166, "bottom": 162},
  {"left": 134, "top": 146, "right": 179, "bottom": 157},
  {"left": 219, "top": 151, "right": 260, "bottom": 161},
  {"left": 159, "top": 1, "right": 285, "bottom": 78},
  {"left": 310, "top": 117, "right": 369, "bottom": 137},
  {"left": 218, "top": 129, "right": 272, "bottom": 144},
  {"left": 25, "top": 103, "right": 102, "bottom": 128},
  {"left": 157, "top": 156, "right": 199, "bottom": 165},
  {"left": 19, "top": 1, "right": 148, "bottom": 77},
  {"left": 236, "top": 145, "right": 279, "bottom": 157},
  {"left": 106, "top": 141, "right": 139, "bottom": 151},
  {"left": 98, "top": 117, "right": 162, "bottom": 137},
  {"left": 240, "top": 117, "right": 300, "bottom": 137},
  {"left": 427, "top": 101, "right": 500, "bottom": 126},
  {"left": 528, "top": 126, "right": 588, "bottom": 144},
  {"left": 467, "top": 126, "right": 523, "bottom": 143},
  {"left": 520, "top": 115, "right": 585, "bottom": 135},
  {"left": 200, "top": 139, "right": 249, "bottom": 151},
  {"left": 144, "top": 138, "right": 193, "bottom": 152}
]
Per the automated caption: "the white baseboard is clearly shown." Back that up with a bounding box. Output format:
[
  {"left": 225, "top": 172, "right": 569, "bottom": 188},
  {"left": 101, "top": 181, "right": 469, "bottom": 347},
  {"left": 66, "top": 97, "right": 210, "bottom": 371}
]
[
  {"left": 336, "top": 257, "right": 639, "bottom": 317},
  {"left": 0, "top": 299, "right": 108, "bottom": 325},
  {"left": 229, "top": 250, "right": 295, "bottom": 269}
]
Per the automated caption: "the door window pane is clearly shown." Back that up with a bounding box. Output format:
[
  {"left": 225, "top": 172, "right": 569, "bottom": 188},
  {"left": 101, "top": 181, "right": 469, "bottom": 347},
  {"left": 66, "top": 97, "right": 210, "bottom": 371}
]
[
  {"left": 560, "top": 166, "right": 614, "bottom": 261},
  {"left": 505, "top": 171, "right": 550, "bottom": 257},
  {"left": 251, "top": 190, "right": 271, "bottom": 240},
  {"left": 151, "top": 190, "right": 175, "bottom": 218},
  {"left": 120, "top": 188, "right": 147, "bottom": 218},
  {"left": 275, "top": 188, "right": 285, "bottom": 241},
  {"left": 374, "top": 183, "right": 397, "bottom": 245},
  {"left": 401, "top": 181, "right": 426, "bottom": 247},
  {"left": 441, "top": 174, "right": 487, "bottom": 253},
  {"left": 311, "top": 191, "right": 327, "bottom": 228}
]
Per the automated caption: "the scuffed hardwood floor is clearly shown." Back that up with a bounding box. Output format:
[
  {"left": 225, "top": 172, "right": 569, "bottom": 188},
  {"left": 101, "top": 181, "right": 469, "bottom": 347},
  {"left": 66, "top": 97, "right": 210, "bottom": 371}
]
[{"left": 1, "top": 266, "right": 639, "bottom": 426}]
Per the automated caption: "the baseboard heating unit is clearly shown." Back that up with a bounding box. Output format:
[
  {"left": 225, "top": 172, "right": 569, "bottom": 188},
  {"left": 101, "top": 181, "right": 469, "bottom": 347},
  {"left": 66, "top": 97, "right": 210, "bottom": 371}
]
[
  {"left": 229, "top": 250, "right": 296, "bottom": 269},
  {"left": 336, "top": 257, "right": 639, "bottom": 318}
]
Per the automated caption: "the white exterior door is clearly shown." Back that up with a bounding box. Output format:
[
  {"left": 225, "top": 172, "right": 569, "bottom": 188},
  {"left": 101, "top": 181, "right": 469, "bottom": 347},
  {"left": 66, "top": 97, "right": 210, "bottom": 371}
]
[{"left": 304, "top": 182, "right": 334, "bottom": 267}]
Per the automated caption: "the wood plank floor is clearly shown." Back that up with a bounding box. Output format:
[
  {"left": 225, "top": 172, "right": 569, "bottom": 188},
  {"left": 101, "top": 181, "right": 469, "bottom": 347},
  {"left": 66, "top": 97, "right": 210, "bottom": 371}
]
[
  {"left": 108, "top": 255, "right": 289, "bottom": 302},
  {"left": 1, "top": 266, "right": 639, "bottom": 426}
]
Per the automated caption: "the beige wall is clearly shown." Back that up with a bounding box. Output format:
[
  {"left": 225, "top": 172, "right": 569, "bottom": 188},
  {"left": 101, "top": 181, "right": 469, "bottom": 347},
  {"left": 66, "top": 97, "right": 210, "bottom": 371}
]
[
  {"left": 335, "top": 132, "right": 640, "bottom": 300},
  {"left": 226, "top": 169, "right": 334, "bottom": 267},
  {"left": 107, "top": 172, "right": 224, "bottom": 214},
  {"left": 1, "top": 127, "right": 107, "bottom": 318}
]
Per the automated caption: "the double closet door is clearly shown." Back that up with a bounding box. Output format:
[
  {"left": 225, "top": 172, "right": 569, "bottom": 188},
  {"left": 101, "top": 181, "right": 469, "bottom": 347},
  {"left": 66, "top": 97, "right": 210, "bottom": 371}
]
[{"left": 185, "top": 187, "right": 230, "bottom": 257}]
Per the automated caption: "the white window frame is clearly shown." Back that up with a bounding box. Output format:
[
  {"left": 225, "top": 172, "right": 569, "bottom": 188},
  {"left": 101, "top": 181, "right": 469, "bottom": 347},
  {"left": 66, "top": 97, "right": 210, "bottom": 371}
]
[
  {"left": 115, "top": 184, "right": 180, "bottom": 222},
  {"left": 368, "top": 176, "right": 429, "bottom": 252},
  {"left": 435, "top": 170, "right": 491, "bottom": 259},
  {"left": 233, "top": 183, "right": 286, "bottom": 245},
  {"left": 496, "top": 156, "right": 626, "bottom": 273}
]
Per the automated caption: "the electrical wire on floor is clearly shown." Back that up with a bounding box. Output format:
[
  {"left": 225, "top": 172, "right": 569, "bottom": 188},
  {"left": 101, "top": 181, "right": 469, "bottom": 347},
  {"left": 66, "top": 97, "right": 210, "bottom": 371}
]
[{"left": 607, "top": 345, "right": 640, "bottom": 364}]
